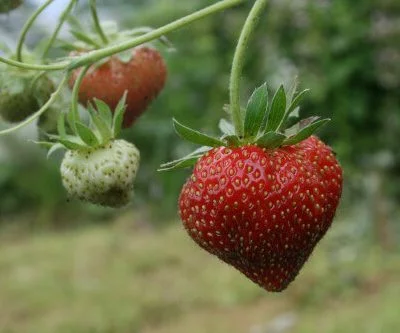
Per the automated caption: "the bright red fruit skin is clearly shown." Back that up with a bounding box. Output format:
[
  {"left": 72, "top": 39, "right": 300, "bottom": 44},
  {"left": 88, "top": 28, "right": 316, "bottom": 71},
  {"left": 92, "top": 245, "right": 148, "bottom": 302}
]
[
  {"left": 69, "top": 47, "right": 167, "bottom": 128},
  {"left": 179, "top": 136, "right": 343, "bottom": 292}
]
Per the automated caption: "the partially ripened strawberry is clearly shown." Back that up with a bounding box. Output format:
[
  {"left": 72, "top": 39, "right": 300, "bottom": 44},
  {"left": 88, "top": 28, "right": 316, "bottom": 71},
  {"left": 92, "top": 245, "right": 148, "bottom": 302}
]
[
  {"left": 40, "top": 94, "right": 141, "bottom": 208},
  {"left": 160, "top": 81, "right": 343, "bottom": 292},
  {"left": 0, "top": 0, "right": 22, "bottom": 13},
  {"left": 179, "top": 136, "right": 342, "bottom": 291},
  {"left": 0, "top": 67, "right": 54, "bottom": 123},
  {"left": 61, "top": 139, "right": 140, "bottom": 207},
  {"left": 69, "top": 46, "right": 167, "bottom": 128}
]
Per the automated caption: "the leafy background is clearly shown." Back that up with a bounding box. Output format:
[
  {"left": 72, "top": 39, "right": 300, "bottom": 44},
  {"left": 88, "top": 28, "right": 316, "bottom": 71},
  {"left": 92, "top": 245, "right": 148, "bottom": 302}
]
[{"left": 0, "top": 0, "right": 399, "bottom": 332}]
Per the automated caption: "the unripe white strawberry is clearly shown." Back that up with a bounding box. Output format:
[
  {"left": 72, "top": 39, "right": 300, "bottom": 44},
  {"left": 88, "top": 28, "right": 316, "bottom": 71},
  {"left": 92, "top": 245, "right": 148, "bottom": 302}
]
[{"left": 60, "top": 139, "right": 140, "bottom": 208}]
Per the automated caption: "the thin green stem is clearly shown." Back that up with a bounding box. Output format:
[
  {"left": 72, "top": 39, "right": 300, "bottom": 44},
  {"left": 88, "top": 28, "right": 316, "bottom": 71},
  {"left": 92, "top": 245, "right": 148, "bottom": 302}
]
[
  {"left": 0, "top": 56, "right": 68, "bottom": 71},
  {"left": 68, "top": 0, "right": 244, "bottom": 70},
  {"left": 229, "top": 0, "right": 269, "bottom": 137},
  {"left": 16, "top": 0, "right": 54, "bottom": 62},
  {"left": 42, "top": 0, "right": 78, "bottom": 60},
  {"left": 70, "top": 66, "right": 91, "bottom": 126},
  {"left": 2, "top": 0, "right": 242, "bottom": 72},
  {"left": 0, "top": 75, "right": 68, "bottom": 136},
  {"left": 90, "top": 0, "right": 109, "bottom": 45}
]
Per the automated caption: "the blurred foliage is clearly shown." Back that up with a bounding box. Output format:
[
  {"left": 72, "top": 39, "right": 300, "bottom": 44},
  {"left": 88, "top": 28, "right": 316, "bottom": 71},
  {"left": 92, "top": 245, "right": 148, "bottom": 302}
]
[{"left": 0, "top": 0, "right": 399, "bottom": 232}]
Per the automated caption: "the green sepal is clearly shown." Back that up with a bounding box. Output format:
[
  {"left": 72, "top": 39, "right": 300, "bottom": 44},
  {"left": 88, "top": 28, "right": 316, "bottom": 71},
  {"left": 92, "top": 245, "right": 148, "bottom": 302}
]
[
  {"left": 286, "top": 77, "right": 299, "bottom": 106},
  {"left": 94, "top": 99, "right": 113, "bottom": 128},
  {"left": 264, "top": 85, "right": 286, "bottom": 133},
  {"left": 284, "top": 118, "right": 330, "bottom": 146},
  {"left": 112, "top": 91, "right": 128, "bottom": 137},
  {"left": 244, "top": 83, "right": 268, "bottom": 137},
  {"left": 173, "top": 118, "right": 225, "bottom": 147},
  {"left": 158, "top": 156, "right": 200, "bottom": 172},
  {"left": 256, "top": 132, "right": 286, "bottom": 148},
  {"left": 87, "top": 104, "right": 113, "bottom": 143},
  {"left": 287, "top": 89, "right": 310, "bottom": 116},
  {"left": 75, "top": 122, "right": 99, "bottom": 146},
  {"left": 158, "top": 146, "right": 211, "bottom": 172},
  {"left": 58, "top": 138, "right": 88, "bottom": 150},
  {"left": 219, "top": 118, "right": 235, "bottom": 136}
]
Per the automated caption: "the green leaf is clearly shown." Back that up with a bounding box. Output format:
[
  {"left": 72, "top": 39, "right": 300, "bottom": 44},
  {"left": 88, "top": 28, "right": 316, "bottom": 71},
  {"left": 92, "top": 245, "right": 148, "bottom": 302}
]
[
  {"left": 284, "top": 119, "right": 331, "bottom": 146},
  {"left": 88, "top": 104, "right": 113, "bottom": 143},
  {"left": 158, "top": 157, "right": 200, "bottom": 171},
  {"left": 59, "top": 138, "right": 87, "bottom": 150},
  {"left": 264, "top": 85, "right": 287, "bottom": 132},
  {"left": 287, "top": 77, "right": 299, "bottom": 105},
  {"left": 173, "top": 119, "right": 224, "bottom": 147},
  {"left": 158, "top": 146, "right": 211, "bottom": 172},
  {"left": 244, "top": 83, "right": 268, "bottom": 137},
  {"left": 75, "top": 122, "right": 99, "bottom": 146},
  {"left": 256, "top": 132, "right": 286, "bottom": 148},
  {"left": 287, "top": 89, "right": 310, "bottom": 116},
  {"left": 94, "top": 99, "right": 113, "bottom": 127},
  {"left": 112, "top": 92, "right": 128, "bottom": 137},
  {"left": 219, "top": 118, "right": 235, "bottom": 136}
]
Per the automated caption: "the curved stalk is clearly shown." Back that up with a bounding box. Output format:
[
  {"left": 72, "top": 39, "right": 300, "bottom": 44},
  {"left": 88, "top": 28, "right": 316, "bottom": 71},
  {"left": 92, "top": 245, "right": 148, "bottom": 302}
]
[
  {"left": 0, "top": 56, "right": 68, "bottom": 71},
  {"left": 229, "top": 0, "right": 269, "bottom": 137},
  {"left": 42, "top": 0, "right": 78, "bottom": 60},
  {"left": 16, "top": 0, "right": 54, "bottom": 62},
  {"left": 90, "top": 0, "right": 109, "bottom": 45},
  {"left": 68, "top": 0, "right": 244, "bottom": 70}
]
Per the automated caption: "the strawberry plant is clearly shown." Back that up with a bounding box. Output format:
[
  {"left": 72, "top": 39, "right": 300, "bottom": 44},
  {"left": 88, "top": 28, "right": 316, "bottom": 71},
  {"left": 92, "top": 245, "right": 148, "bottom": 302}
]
[{"left": 0, "top": 0, "right": 343, "bottom": 291}]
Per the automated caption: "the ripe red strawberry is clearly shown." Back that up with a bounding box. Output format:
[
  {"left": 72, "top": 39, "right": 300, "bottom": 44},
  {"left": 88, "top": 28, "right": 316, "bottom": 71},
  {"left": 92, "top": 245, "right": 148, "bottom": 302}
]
[
  {"left": 179, "top": 136, "right": 342, "bottom": 291},
  {"left": 69, "top": 46, "right": 167, "bottom": 128},
  {"left": 160, "top": 82, "right": 343, "bottom": 292}
]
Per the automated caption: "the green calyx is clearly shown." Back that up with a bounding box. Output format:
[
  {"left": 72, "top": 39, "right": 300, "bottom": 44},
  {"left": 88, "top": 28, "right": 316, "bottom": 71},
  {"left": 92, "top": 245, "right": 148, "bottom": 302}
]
[
  {"left": 159, "top": 79, "right": 330, "bottom": 171},
  {"left": 37, "top": 93, "right": 128, "bottom": 157}
]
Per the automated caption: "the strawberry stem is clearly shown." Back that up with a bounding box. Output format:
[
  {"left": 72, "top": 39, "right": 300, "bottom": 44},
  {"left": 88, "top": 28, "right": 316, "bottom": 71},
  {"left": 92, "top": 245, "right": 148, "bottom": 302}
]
[
  {"left": 42, "top": 0, "right": 78, "bottom": 60},
  {"left": 90, "top": 0, "right": 109, "bottom": 45},
  {"left": 16, "top": 0, "right": 54, "bottom": 62},
  {"left": 2, "top": 0, "right": 243, "bottom": 71},
  {"left": 229, "top": 0, "right": 269, "bottom": 138},
  {"left": 68, "top": 0, "right": 244, "bottom": 70},
  {"left": 0, "top": 56, "right": 68, "bottom": 71}
]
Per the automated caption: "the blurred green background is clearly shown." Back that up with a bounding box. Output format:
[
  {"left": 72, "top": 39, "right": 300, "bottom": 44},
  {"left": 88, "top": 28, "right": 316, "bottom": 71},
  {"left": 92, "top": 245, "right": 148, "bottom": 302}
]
[{"left": 0, "top": 0, "right": 399, "bottom": 332}]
